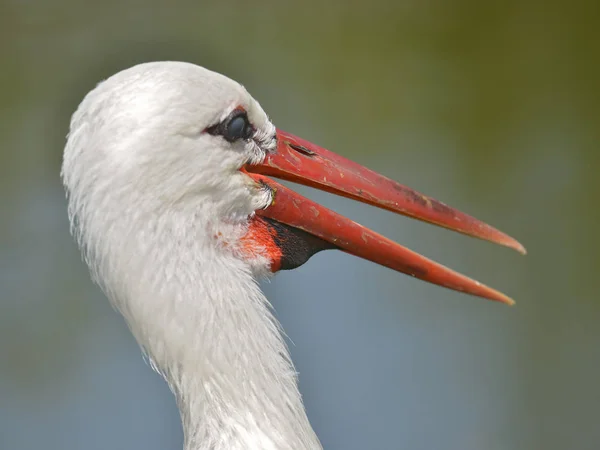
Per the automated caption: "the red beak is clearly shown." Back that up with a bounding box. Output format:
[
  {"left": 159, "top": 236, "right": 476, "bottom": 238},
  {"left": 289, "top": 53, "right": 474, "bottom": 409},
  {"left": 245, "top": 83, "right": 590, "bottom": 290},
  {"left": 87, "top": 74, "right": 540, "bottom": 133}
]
[{"left": 245, "top": 130, "right": 525, "bottom": 305}]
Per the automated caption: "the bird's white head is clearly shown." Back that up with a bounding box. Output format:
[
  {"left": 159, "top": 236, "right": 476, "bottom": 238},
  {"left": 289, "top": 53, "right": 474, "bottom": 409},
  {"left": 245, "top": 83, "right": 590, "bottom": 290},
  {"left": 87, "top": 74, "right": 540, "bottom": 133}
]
[
  {"left": 63, "top": 62, "right": 280, "bottom": 276},
  {"left": 62, "top": 61, "right": 524, "bottom": 449}
]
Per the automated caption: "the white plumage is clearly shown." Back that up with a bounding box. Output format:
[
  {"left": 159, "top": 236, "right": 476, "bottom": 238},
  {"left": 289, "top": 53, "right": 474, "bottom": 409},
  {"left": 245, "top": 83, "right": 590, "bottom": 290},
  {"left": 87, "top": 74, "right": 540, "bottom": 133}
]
[{"left": 63, "top": 62, "right": 321, "bottom": 450}]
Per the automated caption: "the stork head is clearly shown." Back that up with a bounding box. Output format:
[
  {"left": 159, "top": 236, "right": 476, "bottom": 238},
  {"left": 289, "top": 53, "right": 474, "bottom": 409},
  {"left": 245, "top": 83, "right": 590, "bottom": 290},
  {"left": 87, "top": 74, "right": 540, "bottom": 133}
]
[{"left": 62, "top": 61, "right": 524, "bottom": 307}]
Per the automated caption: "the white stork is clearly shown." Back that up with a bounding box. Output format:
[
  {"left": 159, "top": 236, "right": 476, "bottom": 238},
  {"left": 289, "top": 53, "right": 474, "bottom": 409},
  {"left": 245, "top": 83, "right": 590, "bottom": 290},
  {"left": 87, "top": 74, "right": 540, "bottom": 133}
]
[{"left": 61, "top": 61, "right": 525, "bottom": 450}]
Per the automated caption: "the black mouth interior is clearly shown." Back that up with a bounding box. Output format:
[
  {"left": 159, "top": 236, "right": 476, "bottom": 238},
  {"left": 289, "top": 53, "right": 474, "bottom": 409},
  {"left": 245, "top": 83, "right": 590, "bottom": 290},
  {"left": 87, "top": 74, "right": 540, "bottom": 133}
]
[{"left": 261, "top": 217, "right": 337, "bottom": 271}]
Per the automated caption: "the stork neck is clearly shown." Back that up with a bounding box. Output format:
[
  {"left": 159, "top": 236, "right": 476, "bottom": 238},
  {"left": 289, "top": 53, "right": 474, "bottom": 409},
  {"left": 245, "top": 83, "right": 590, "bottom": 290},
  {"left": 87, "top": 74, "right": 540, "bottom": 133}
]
[
  {"left": 115, "top": 212, "right": 322, "bottom": 450},
  {"left": 177, "top": 285, "right": 320, "bottom": 450}
]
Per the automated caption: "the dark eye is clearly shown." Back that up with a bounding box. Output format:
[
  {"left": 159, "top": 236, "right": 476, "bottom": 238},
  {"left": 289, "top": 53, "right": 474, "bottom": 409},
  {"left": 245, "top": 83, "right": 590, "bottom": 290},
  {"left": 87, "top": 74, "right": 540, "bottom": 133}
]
[
  {"left": 222, "top": 113, "right": 253, "bottom": 142},
  {"left": 206, "top": 110, "right": 255, "bottom": 143}
]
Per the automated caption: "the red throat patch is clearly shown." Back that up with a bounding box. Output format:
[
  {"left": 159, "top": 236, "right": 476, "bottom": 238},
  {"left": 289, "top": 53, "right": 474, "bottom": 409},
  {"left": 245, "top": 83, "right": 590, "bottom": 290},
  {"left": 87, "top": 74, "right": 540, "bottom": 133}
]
[
  {"left": 240, "top": 216, "right": 284, "bottom": 272},
  {"left": 239, "top": 216, "right": 334, "bottom": 272}
]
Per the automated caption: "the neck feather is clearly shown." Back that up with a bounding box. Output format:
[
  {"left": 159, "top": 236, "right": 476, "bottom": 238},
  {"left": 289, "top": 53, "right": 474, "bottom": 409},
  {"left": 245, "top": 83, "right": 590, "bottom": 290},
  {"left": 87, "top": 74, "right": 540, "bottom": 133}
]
[
  {"left": 175, "top": 278, "right": 322, "bottom": 450},
  {"left": 91, "top": 206, "right": 322, "bottom": 450}
]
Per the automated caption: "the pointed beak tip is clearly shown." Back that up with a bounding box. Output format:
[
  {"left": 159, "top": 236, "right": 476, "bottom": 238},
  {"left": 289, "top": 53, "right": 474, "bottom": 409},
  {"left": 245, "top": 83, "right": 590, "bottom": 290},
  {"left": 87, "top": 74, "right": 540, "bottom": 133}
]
[
  {"left": 517, "top": 244, "right": 528, "bottom": 256},
  {"left": 502, "top": 296, "right": 517, "bottom": 307},
  {"left": 505, "top": 238, "right": 527, "bottom": 256},
  {"left": 482, "top": 289, "right": 516, "bottom": 306}
]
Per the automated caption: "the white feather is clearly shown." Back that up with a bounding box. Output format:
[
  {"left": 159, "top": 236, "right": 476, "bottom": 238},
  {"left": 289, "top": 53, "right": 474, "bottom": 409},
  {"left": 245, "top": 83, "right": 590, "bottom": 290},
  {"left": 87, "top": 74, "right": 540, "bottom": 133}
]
[{"left": 62, "top": 61, "right": 322, "bottom": 450}]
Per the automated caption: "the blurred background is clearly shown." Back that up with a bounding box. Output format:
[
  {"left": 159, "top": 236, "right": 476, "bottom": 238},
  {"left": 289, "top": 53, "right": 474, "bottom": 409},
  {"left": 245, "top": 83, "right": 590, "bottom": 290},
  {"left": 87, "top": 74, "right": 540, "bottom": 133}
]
[{"left": 1, "top": 1, "right": 599, "bottom": 449}]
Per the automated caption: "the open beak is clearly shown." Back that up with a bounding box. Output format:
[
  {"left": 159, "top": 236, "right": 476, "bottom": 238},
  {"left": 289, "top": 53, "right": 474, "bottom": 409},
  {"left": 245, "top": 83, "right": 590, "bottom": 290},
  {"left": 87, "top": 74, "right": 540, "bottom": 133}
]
[{"left": 245, "top": 130, "right": 525, "bottom": 305}]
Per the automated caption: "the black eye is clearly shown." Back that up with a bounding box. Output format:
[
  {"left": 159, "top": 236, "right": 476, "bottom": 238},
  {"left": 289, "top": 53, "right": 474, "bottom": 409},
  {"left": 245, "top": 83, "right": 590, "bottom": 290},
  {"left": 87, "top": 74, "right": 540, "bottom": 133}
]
[
  {"left": 206, "top": 110, "right": 255, "bottom": 143},
  {"left": 216, "top": 112, "right": 251, "bottom": 143}
]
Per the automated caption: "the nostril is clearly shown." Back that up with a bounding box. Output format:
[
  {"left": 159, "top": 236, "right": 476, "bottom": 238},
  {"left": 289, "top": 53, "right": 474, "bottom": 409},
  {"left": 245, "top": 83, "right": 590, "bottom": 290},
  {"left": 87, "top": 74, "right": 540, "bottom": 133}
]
[{"left": 288, "top": 143, "right": 316, "bottom": 157}]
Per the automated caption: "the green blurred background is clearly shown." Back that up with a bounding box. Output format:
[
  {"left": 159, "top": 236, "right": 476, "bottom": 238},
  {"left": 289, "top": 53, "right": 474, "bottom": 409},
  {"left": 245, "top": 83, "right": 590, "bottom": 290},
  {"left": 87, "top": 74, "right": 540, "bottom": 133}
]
[{"left": 1, "top": 1, "right": 599, "bottom": 449}]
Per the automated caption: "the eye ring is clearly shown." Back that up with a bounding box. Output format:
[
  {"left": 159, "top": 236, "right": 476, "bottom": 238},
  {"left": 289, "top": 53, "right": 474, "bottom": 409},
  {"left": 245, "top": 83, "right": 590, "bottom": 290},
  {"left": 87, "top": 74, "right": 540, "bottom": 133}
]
[{"left": 207, "top": 110, "right": 254, "bottom": 143}]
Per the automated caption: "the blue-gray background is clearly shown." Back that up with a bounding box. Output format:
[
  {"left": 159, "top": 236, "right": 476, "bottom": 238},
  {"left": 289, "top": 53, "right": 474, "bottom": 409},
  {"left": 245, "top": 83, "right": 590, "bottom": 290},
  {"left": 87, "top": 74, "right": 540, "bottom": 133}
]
[{"left": 2, "top": 1, "right": 598, "bottom": 449}]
